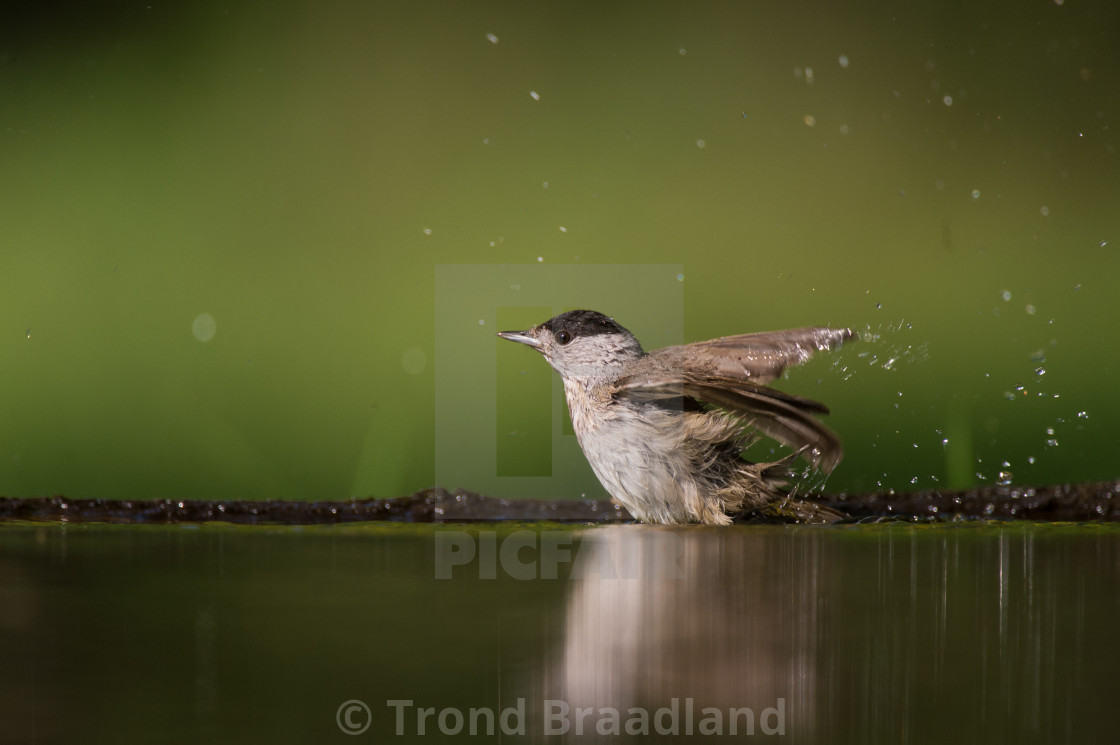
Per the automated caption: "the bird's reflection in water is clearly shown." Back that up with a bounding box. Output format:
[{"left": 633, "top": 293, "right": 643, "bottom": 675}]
[
  {"left": 539, "top": 525, "right": 824, "bottom": 740},
  {"left": 521, "top": 523, "right": 1116, "bottom": 743}
]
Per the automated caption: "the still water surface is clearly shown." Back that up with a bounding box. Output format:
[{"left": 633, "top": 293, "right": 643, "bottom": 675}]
[{"left": 0, "top": 522, "right": 1114, "bottom": 744}]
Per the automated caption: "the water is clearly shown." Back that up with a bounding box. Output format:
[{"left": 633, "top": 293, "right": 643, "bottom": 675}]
[{"left": 1, "top": 522, "right": 1114, "bottom": 743}]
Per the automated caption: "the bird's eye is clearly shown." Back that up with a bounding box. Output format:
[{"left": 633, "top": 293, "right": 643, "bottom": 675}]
[{"left": 555, "top": 329, "right": 572, "bottom": 345}]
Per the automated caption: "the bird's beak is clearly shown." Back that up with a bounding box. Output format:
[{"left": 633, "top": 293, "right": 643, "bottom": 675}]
[{"left": 497, "top": 329, "right": 542, "bottom": 348}]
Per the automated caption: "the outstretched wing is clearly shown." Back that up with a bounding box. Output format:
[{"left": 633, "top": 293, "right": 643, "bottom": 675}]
[
  {"left": 614, "top": 327, "right": 854, "bottom": 472},
  {"left": 675, "top": 326, "right": 854, "bottom": 384}
]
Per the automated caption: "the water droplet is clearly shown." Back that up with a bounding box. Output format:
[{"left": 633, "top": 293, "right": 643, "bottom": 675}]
[
  {"left": 1099, "top": 240, "right": 1108, "bottom": 247},
  {"left": 1077, "top": 411, "right": 1088, "bottom": 419},
  {"left": 803, "top": 114, "right": 816, "bottom": 127},
  {"left": 942, "top": 438, "right": 949, "bottom": 447},
  {"left": 401, "top": 347, "right": 427, "bottom": 375},
  {"left": 558, "top": 226, "right": 567, "bottom": 233},
  {"left": 910, "top": 476, "right": 919, "bottom": 484},
  {"left": 486, "top": 33, "right": 499, "bottom": 44},
  {"left": 529, "top": 90, "right": 541, "bottom": 101},
  {"left": 192, "top": 313, "right": 216, "bottom": 343},
  {"left": 875, "top": 302, "right": 882, "bottom": 309},
  {"left": 696, "top": 139, "right": 706, "bottom": 148},
  {"left": 422, "top": 227, "right": 432, "bottom": 235},
  {"left": 838, "top": 54, "right": 849, "bottom": 68},
  {"left": 537, "top": 256, "right": 543, "bottom": 262},
  {"left": 478, "top": 319, "right": 485, "bottom": 326},
  {"left": 971, "top": 189, "right": 981, "bottom": 199},
  {"left": 996, "top": 471, "right": 1013, "bottom": 486},
  {"left": 678, "top": 48, "right": 687, "bottom": 55},
  {"left": 1028, "top": 456, "right": 1036, "bottom": 464},
  {"left": 1025, "top": 304, "right": 1036, "bottom": 315},
  {"left": 1034, "top": 367, "right": 1046, "bottom": 376},
  {"left": 676, "top": 273, "right": 684, "bottom": 282},
  {"left": 943, "top": 95, "right": 953, "bottom": 106},
  {"left": 1040, "top": 206, "right": 1050, "bottom": 216},
  {"left": 542, "top": 181, "right": 549, "bottom": 189},
  {"left": 1046, "top": 438, "right": 1059, "bottom": 447},
  {"left": 1001, "top": 289, "right": 1011, "bottom": 301}
]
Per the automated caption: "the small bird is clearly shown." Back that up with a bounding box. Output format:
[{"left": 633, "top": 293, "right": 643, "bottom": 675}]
[{"left": 497, "top": 310, "right": 854, "bottom": 525}]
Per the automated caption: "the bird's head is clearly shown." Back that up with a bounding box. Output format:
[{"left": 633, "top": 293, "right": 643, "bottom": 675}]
[{"left": 497, "top": 310, "right": 644, "bottom": 379}]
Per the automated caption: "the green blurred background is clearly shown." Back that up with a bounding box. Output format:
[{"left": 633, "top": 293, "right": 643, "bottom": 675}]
[{"left": 1, "top": 0, "right": 1117, "bottom": 503}]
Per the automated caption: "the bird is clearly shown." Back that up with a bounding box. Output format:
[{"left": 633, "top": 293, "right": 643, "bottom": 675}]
[{"left": 497, "top": 310, "right": 854, "bottom": 525}]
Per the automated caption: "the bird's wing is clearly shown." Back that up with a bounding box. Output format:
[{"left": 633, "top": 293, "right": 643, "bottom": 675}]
[
  {"left": 613, "top": 327, "right": 854, "bottom": 472},
  {"left": 616, "top": 376, "right": 844, "bottom": 472},
  {"left": 669, "top": 326, "right": 855, "bottom": 384}
]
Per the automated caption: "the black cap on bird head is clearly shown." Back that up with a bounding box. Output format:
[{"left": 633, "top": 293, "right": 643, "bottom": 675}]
[{"left": 543, "top": 310, "right": 630, "bottom": 341}]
